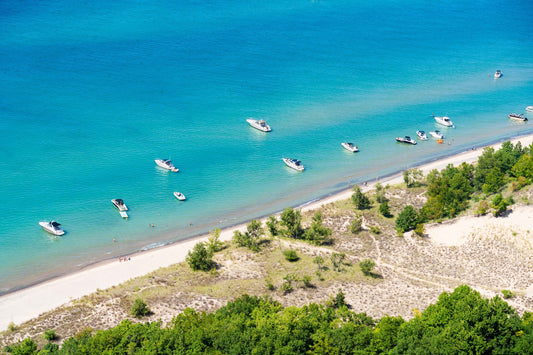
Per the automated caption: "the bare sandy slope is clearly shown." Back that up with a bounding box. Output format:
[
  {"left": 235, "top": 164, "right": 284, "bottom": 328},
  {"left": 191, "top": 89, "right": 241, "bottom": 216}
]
[{"left": 1, "top": 134, "right": 532, "bottom": 331}]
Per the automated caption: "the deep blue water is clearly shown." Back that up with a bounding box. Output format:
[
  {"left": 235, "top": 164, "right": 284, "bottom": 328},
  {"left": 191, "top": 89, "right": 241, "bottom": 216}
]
[{"left": 1, "top": 0, "right": 532, "bottom": 294}]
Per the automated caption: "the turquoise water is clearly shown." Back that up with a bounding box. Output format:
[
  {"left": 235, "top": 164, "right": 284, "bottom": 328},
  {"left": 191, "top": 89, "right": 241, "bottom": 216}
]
[{"left": 1, "top": 0, "right": 532, "bottom": 294}]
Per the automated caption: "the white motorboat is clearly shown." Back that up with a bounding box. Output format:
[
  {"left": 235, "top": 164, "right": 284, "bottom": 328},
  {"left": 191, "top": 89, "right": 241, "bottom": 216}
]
[
  {"left": 341, "top": 142, "right": 359, "bottom": 152},
  {"left": 494, "top": 70, "right": 502, "bottom": 79},
  {"left": 173, "top": 192, "right": 186, "bottom": 201},
  {"left": 155, "top": 159, "right": 179, "bottom": 172},
  {"left": 112, "top": 199, "right": 129, "bottom": 218},
  {"left": 508, "top": 113, "right": 527, "bottom": 122},
  {"left": 282, "top": 157, "right": 304, "bottom": 171},
  {"left": 526, "top": 106, "right": 533, "bottom": 113},
  {"left": 429, "top": 130, "right": 444, "bottom": 139},
  {"left": 39, "top": 221, "right": 65, "bottom": 236},
  {"left": 416, "top": 130, "right": 428, "bottom": 140},
  {"left": 433, "top": 115, "right": 454, "bottom": 127},
  {"left": 246, "top": 118, "right": 271, "bottom": 132},
  {"left": 111, "top": 199, "right": 128, "bottom": 211},
  {"left": 396, "top": 136, "right": 417, "bottom": 145}
]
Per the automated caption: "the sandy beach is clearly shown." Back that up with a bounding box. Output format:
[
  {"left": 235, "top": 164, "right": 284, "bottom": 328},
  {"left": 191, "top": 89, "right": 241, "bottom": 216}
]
[{"left": 1, "top": 133, "right": 533, "bottom": 331}]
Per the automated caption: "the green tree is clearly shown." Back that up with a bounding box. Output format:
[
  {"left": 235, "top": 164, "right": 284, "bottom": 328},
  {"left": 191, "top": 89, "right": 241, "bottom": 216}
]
[
  {"left": 233, "top": 219, "right": 264, "bottom": 251},
  {"left": 422, "top": 163, "right": 474, "bottom": 220},
  {"left": 186, "top": 242, "right": 214, "bottom": 271},
  {"left": 130, "top": 298, "right": 151, "bottom": 318},
  {"left": 330, "top": 252, "right": 345, "bottom": 272},
  {"left": 304, "top": 212, "right": 332, "bottom": 245},
  {"left": 350, "top": 216, "right": 362, "bottom": 234},
  {"left": 379, "top": 200, "right": 391, "bottom": 217},
  {"left": 352, "top": 185, "right": 371, "bottom": 210},
  {"left": 207, "top": 228, "right": 224, "bottom": 254},
  {"left": 395, "top": 205, "right": 419, "bottom": 233},
  {"left": 280, "top": 207, "right": 304, "bottom": 239},
  {"left": 266, "top": 215, "right": 279, "bottom": 236},
  {"left": 403, "top": 168, "right": 423, "bottom": 188}
]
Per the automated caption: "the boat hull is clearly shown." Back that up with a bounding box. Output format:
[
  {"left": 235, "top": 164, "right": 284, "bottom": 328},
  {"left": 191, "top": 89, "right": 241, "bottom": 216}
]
[
  {"left": 282, "top": 158, "right": 304, "bottom": 171},
  {"left": 396, "top": 137, "right": 417, "bottom": 145},
  {"left": 174, "top": 192, "right": 186, "bottom": 201},
  {"left": 246, "top": 118, "right": 271, "bottom": 132},
  {"left": 434, "top": 116, "right": 454, "bottom": 127},
  {"left": 155, "top": 159, "right": 179, "bottom": 172},
  {"left": 39, "top": 222, "right": 65, "bottom": 236},
  {"left": 508, "top": 114, "right": 527, "bottom": 121},
  {"left": 341, "top": 143, "right": 359, "bottom": 152}
]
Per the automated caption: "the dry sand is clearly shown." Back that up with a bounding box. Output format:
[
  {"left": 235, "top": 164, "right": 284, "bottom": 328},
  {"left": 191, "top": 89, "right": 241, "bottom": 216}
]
[{"left": 1, "top": 134, "right": 533, "bottom": 330}]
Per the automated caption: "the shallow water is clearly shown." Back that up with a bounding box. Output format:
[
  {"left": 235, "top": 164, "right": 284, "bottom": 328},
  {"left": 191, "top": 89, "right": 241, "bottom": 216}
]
[{"left": 1, "top": 0, "right": 532, "bottom": 293}]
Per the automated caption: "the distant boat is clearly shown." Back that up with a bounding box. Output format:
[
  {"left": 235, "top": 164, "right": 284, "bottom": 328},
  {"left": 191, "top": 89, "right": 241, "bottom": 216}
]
[
  {"left": 341, "top": 142, "right": 359, "bottom": 152},
  {"left": 282, "top": 157, "right": 304, "bottom": 171},
  {"left": 433, "top": 115, "right": 454, "bottom": 127},
  {"left": 39, "top": 221, "right": 65, "bottom": 236},
  {"left": 155, "top": 159, "right": 179, "bottom": 172},
  {"left": 246, "top": 118, "right": 271, "bottom": 132},
  {"left": 508, "top": 113, "right": 527, "bottom": 122},
  {"left": 494, "top": 70, "right": 502, "bottom": 79},
  {"left": 526, "top": 106, "right": 533, "bottom": 113},
  {"left": 173, "top": 192, "right": 186, "bottom": 201},
  {"left": 396, "top": 136, "right": 417, "bottom": 145},
  {"left": 111, "top": 199, "right": 129, "bottom": 218},
  {"left": 429, "top": 130, "right": 444, "bottom": 139},
  {"left": 416, "top": 130, "right": 428, "bottom": 140}
]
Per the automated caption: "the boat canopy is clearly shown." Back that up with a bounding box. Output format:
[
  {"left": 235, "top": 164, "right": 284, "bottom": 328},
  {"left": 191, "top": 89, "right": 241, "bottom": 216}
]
[{"left": 50, "top": 221, "right": 61, "bottom": 227}]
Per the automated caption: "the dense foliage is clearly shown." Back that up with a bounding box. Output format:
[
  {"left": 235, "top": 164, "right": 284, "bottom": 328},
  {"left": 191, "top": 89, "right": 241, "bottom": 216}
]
[
  {"left": 7, "top": 286, "right": 533, "bottom": 354},
  {"left": 418, "top": 141, "right": 533, "bottom": 221}
]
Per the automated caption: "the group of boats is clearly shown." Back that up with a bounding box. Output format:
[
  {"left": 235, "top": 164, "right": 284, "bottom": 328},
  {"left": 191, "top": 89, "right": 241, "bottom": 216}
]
[
  {"left": 39, "top": 158, "right": 187, "bottom": 235},
  {"left": 248, "top": 118, "right": 359, "bottom": 172},
  {"left": 396, "top": 115, "right": 452, "bottom": 145},
  {"left": 494, "top": 70, "right": 529, "bottom": 122},
  {"left": 39, "top": 106, "right": 530, "bottom": 235}
]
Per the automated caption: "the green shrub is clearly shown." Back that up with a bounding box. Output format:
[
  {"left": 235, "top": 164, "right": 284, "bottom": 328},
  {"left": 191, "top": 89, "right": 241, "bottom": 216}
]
[
  {"left": 280, "top": 281, "right": 293, "bottom": 294},
  {"left": 44, "top": 329, "right": 57, "bottom": 341},
  {"left": 350, "top": 216, "right": 362, "bottom": 234},
  {"left": 491, "top": 194, "right": 514, "bottom": 217},
  {"left": 359, "top": 259, "right": 375, "bottom": 276},
  {"left": 280, "top": 207, "right": 304, "bottom": 239},
  {"left": 283, "top": 249, "right": 299, "bottom": 262},
  {"left": 352, "top": 185, "right": 371, "bottom": 209},
  {"left": 379, "top": 200, "right": 391, "bottom": 217},
  {"left": 502, "top": 289, "right": 514, "bottom": 299},
  {"left": 7, "top": 322, "right": 16, "bottom": 332},
  {"left": 475, "top": 200, "right": 490, "bottom": 216},
  {"left": 414, "top": 223, "right": 425, "bottom": 237},
  {"left": 186, "top": 242, "right": 214, "bottom": 271},
  {"left": 302, "top": 275, "right": 312, "bottom": 288},
  {"left": 369, "top": 225, "right": 381, "bottom": 234},
  {"left": 131, "top": 298, "right": 151, "bottom": 318},
  {"left": 266, "top": 215, "right": 279, "bottom": 236}
]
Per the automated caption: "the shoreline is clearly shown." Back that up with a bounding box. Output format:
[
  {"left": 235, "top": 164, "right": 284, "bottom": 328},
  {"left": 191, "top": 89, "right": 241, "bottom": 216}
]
[{"left": 1, "top": 133, "right": 533, "bottom": 330}]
